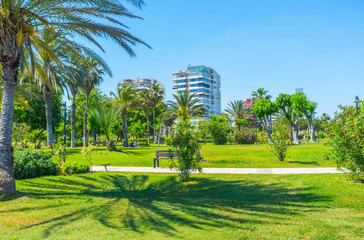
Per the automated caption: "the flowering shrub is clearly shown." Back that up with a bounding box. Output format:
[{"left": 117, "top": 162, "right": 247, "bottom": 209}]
[
  {"left": 168, "top": 118, "right": 203, "bottom": 181},
  {"left": 324, "top": 104, "right": 364, "bottom": 180},
  {"left": 236, "top": 128, "right": 257, "bottom": 144},
  {"left": 54, "top": 143, "right": 68, "bottom": 175},
  {"left": 81, "top": 145, "right": 96, "bottom": 175}
]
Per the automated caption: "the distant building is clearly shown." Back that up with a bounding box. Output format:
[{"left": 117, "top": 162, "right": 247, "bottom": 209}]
[
  {"left": 172, "top": 65, "right": 221, "bottom": 118},
  {"left": 243, "top": 99, "right": 256, "bottom": 119},
  {"left": 295, "top": 88, "right": 304, "bottom": 93},
  {"left": 120, "top": 77, "right": 165, "bottom": 100}
]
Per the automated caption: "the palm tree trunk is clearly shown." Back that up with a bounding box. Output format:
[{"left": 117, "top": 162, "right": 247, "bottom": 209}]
[
  {"left": 0, "top": 62, "right": 18, "bottom": 194},
  {"left": 70, "top": 89, "right": 77, "bottom": 148},
  {"left": 83, "top": 93, "right": 89, "bottom": 147},
  {"left": 43, "top": 84, "right": 53, "bottom": 147},
  {"left": 92, "top": 131, "right": 97, "bottom": 145},
  {"left": 153, "top": 106, "right": 156, "bottom": 143},
  {"left": 122, "top": 113, "right": 128, "bottom": 147},
  {"left": 141, "top": 105, "right": 150, "bottom": 144}
]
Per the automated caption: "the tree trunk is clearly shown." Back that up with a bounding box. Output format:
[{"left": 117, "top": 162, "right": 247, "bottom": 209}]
[
  {"left": 43, "top": 84, "right": 53, "bottom": 147},
  {"left": 83, "top": 93, "right": 89, "bottom": 147},
  {"left": 292, "top": 122, "right": 300, "bottom": 144},
  {"left": 0, "top": 62, "right": 18, "bottom": 194},
  {"left": 142, "top": 105, "right": 150, "bottom": 144},
  {"left": 262, "top": 115, "right": 273, "bottom": 144},
  {"left": 70, "top": 88, "right": 77, "bottom": 148},
  {"left": 307, "top": 118, "right": 316, "bottom": 143},
  {"left": 153, "top": 106, "right": 156, "bottom": 143},
  {"left": 122, "top": 113, "right": 128, "bottom": 147},
  {"left": 92, "top": 131, "right": 97, "bottom": 145}
]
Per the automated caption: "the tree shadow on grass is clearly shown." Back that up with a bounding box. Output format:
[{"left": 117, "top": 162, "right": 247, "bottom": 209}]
[{"left": 13, "top": 174, "right": 332, "bottom": 238}]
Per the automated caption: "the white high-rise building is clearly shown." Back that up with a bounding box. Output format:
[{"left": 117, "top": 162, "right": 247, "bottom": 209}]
[
  {"left": 120, "top": 77, "right": 166, "bottom": 100},
  {"left": 172, "top": 65, "right": 221, "bottom": 118}
]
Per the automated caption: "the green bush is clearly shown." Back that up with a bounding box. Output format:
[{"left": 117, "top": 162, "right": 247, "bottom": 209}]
[
  {"left": 13, "top": 148, "right": 59, "bottom": 179},
  {"left": 64, "top": 162, "right": 90, "bottom": 174},
  {"left": 325, "top": 104, "right": 364, "bottom": 179},
  {"left": 65, "top": 140, "right": 83, "bottom": 147},
  {"left": 236, "top": 128, "right": 257, "bottom": 144},
  {"left": 205, "top": 115, "right": 231, "bottom": 145}
]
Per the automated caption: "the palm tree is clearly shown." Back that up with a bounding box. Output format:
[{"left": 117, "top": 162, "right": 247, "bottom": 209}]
[
  {"left": 81, "top": 57, "right": 110, "bottom": 147},
  {"left": 89, "top": 103, "right": 119, "bottom": 151},
  {"left": 224, "top": 100, "right": 253, "bottom": 131},
  {"left": 112, "top": 84, "right": 139, "bottom": 147},
  {"left": 166, "top": 91, "right": 207, "bottom": 122},
  {"left": 149, "top": 83, "right": 165, "bottom": 143},
  {"left": 251, "top": 88, "right": 272, "bottom": 102},
  {"left": 138, "top": 89, "right": 151, "bottom": 144},
  {"left": 0, "top": 0, "right": 150, "bottom": 193}
]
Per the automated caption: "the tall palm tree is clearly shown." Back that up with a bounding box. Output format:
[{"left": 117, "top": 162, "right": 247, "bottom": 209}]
[
  {"left": 138, "top": 88, "right": 151, "bottom": 144},
  {"left": 0, "top": 0, "right": 150, "bottom": 193},
  {"left": 251, "top": 88, "right": 272, "bottom": 102},
  {"left": 224, "top": 100, "right": 253, "bottom": 131},
  {"left": 149, "top": 83, "right": 165, "bottom": 143},
  {"left": 166, "top": 91, "right": 207, "bottom": 122},
  {"left": 81, "top": 57, "right": 110, "bottom": 147},
  {"left": 112, "top": 84, "right": 139, "bottom": 147}
]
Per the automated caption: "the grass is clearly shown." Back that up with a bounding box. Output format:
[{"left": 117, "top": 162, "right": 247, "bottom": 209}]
[
  {"left": 65, "top": 142, "right": 333, "bottom": 168},
  {"left": 1, "top": 173, "right": 363, "bottom": 239}
]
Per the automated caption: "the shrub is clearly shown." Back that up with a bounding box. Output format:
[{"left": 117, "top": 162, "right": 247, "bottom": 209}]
[
  {"left": 65, "top": 140, "right": 83, "bottom": 147},
  {"left": 325, "top": 104, "right": 364, "bottom": 180},
  {"left": 236, "top": 128, "right": 257, "bottom": 144},
  {"left": 169, "top": 118, "right": 203, "bottom": 181},
  {"left": 54, "top": 143, "right": 68, "bottom": 175},
  {"left": 270, "top": 120, "right": 290, "bottom": 161},
  {"left": 64, "top": 162, "right": 90, "bottom": 174},
  {"left": 205, "top": 115, "right": 231, "bottom": 145},
  {"left": 13, "top": 148, "right": 59, "bottom": 179},
  {"left": 81, "top": 145, "right": 97, "bottom": 175}
]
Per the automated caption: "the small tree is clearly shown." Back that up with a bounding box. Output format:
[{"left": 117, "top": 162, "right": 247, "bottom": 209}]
[
  {"left": 81, "top": 145, "right": 97, "bottom": 175},
  {"left": 169, "top": 118, "right": 203, "bottom": 181},
  {"left": 252, "top": 99, "right": 278, "bottom": 143},
  {"left": 54, "top": 143, "right": 68, "bottom": 175},
  {"left": 325, "top": 104, "right": 364, "bottom": 180},
  {"left": 205, "top": 115, "right": 231, "bottom": 145},
  {"left": 270, "top": 118, "right": 290, "bottom": 161}
]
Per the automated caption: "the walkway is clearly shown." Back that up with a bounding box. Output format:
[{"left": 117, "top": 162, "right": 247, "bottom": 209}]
[{"left": 93, "top": 166, "right": 342, "bottom": 174}]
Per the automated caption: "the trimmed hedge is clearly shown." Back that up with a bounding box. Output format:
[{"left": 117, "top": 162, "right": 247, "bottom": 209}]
[
  {"left": 64, "top": 162, "right": 90, "bottom": 174},
  {"left": 14, "top": 148, "right": 59, "bottom": 180}
]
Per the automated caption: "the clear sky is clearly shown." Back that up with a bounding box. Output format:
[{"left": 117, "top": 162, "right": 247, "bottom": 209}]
[{"left": 78, "top": 0, "right": 364, "bottom": 117}]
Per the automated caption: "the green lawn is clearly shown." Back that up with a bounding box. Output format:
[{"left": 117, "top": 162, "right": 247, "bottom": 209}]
[
  {"left": 66, "top": 142, "right": 333, "bottom": 168},
  {"left": 1, "top": 173, "right": 363, "bottom": 239}
]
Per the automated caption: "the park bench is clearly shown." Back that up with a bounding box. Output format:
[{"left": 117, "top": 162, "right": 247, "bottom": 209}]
[
  {"left": 153, "top": 150, "right": 177, "bottom": 168},
  {"left": 102, "top": 163, "right": 110, "bottom": 171}
]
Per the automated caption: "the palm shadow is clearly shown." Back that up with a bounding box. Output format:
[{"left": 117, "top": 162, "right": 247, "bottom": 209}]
[{"left": 13, "top": 173, "right": 332, "bottom": 237}]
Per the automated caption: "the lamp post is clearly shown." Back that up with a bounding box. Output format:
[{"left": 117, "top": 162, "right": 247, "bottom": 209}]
[
  {"left": 60, "top": 102, "right": 67, "bottom": 145},
  {"left": 354, "top": 96, "right": 361, "bottom": 115}
]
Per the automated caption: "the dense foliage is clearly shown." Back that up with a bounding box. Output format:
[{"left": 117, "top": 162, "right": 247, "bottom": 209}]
[
  {"left": 13, "top": 149, "right": 59, "bottom": 180},
  {"left": 325, "top": 104, "right": 364, "bottom": 179},
  {"left": 270, "top": 119, "right": 290, "bottom": 161},
  {"left": 205, "top": 115, "right": 231, "bottom": 145},
  {"left": 169, "top": 118, "right": 203, "bottom": 181},
  {"left": 236, "top": 128, "right": 258, "bottom": 144}
]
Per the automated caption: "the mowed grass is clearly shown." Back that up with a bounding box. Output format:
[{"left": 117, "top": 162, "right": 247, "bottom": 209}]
[
  {"left": 1, "top": 173, "right": 363, "bottom": 239},
  {"left": 66, "top": 142, "right": 333, "bottom": 168}
]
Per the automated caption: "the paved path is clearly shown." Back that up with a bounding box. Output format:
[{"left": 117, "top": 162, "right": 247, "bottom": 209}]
[{"left": 93, "top": 166, "right": 342, "bottom": 174}]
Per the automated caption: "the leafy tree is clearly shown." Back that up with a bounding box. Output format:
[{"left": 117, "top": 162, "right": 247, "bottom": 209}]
[
  {"left": 225, "top": 100, "right": 253, "bottom": 131},
  {"left": 138, "top": 89, "right": 152, "bottom": 144},
  {"left": 252, "top": 99, "right": 278, "bottom": 143},
  {"left": 291, "top": 93, "right": 318, "bottom": 143},
  {"left": 205, "top": 115, "right": 231, "bottom": 145},
  {"left": 149, "top": 83, "right": 165, "bottom": 143},
  {"left": 0, "top": 0, "right": 150, "bottom": 193},
  {"left": 276, "top": 94, "right": 301, "bottom": 144}
]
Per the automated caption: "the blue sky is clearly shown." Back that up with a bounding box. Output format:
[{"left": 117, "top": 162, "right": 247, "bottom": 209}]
[{"left": 77, "top": 0, "right": 364, "bottom": 116}]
